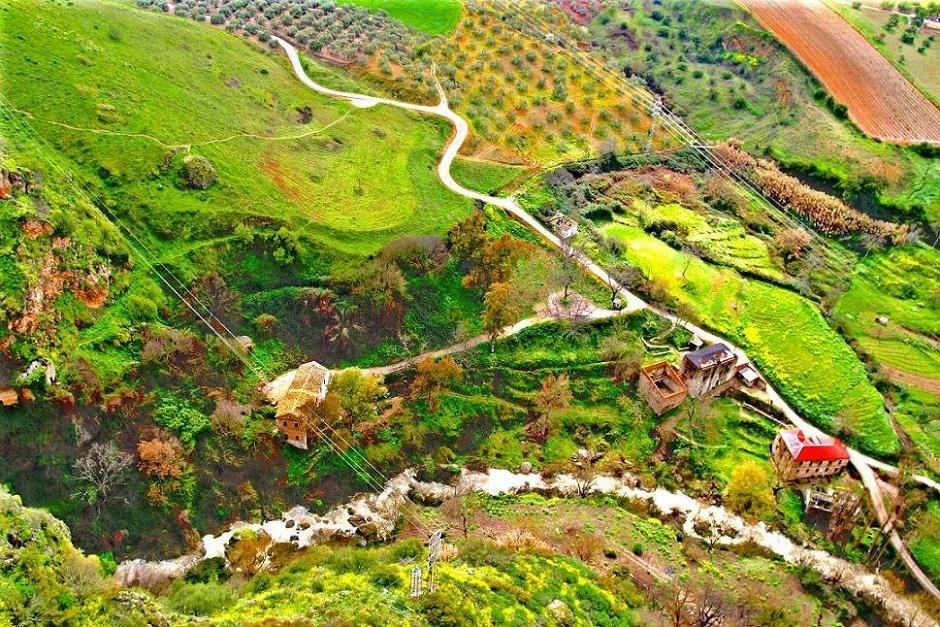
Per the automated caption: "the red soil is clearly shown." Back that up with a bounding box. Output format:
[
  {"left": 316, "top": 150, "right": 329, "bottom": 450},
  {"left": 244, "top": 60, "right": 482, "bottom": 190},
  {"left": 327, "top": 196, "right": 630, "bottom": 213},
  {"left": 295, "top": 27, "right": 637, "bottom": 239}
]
[{"left": 740, "top": 0, "right": 940, "bottom": 144}]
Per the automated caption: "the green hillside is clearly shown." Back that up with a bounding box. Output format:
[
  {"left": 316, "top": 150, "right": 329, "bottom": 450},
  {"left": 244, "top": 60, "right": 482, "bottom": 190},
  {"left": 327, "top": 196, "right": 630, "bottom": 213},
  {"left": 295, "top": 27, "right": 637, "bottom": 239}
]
[
  {"left": 0, "top": 0, "right": 471, "bottom": 259},
  {"left": 339, "top": 0, "right": 463, "bottom": 35}
]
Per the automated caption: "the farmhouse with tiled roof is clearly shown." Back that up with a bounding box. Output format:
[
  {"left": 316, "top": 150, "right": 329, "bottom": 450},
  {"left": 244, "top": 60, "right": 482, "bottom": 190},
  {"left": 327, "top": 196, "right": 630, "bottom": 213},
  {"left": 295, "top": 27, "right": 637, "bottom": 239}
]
[{"left": 772, "top": 428, "right": 850, "bottom": 482}]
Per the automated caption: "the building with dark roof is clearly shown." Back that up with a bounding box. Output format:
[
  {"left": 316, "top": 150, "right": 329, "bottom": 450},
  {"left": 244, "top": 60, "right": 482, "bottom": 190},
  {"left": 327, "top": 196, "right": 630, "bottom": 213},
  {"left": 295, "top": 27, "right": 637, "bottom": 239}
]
[
  {"left": 772, "top": 428, "right": 850, "bottom": 482},
  {"left": 680, "top": 342, "right": 737, "bottom": 397}
]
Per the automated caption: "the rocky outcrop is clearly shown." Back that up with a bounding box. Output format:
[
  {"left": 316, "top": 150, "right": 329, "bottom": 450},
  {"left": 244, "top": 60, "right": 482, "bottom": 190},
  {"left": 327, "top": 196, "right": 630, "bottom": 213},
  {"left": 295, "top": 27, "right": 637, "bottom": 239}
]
[
  {"left": 0, "top": 167, "right": 31, "bottom": 199},
  {"left": 113, "top": 555, "right": 199, "bottom": 590},
  {"left": 114, "top": 468, "right": 937, "bottom": 626}
]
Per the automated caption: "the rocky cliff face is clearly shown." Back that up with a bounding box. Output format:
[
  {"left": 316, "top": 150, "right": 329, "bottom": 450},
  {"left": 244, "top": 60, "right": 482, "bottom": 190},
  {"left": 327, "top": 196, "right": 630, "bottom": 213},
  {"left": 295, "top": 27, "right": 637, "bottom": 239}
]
[{"left": 0, "top": 166, "right": 32, "bottom": 199}]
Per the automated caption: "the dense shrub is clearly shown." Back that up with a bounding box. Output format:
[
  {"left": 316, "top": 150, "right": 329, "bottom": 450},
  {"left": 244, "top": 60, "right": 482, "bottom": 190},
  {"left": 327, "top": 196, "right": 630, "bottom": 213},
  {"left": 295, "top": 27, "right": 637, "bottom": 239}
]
[
  {"left": 184, "top": 557, "right": 229, "bottom": 584},
  {"left": 153, "top": 395, "right": 211, "bottom": 449},
  {"left": 168, "top": 581, "right": 233, "bottom": 616},
  {"left": 179, "top": 154, "right": 217, "bottom": 190}
]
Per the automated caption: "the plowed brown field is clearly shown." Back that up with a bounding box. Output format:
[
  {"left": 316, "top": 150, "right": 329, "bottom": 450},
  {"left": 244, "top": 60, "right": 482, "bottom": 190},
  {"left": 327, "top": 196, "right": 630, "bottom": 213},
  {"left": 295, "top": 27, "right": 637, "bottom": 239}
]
[{"left": 740, "top": 0, "right": 940, "bottom": 144}]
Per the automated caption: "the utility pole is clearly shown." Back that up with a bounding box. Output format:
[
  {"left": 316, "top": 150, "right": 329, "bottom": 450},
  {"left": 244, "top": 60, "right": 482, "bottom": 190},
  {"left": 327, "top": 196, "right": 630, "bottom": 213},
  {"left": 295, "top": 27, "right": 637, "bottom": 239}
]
[
  {"left": 410, "top": 566, "right": 423, "bottom": 598},
  {"left": 426, "top": 528, "right": 444, "bottom": 594},
  {"left": 644, "top": 95, "right": 663, "bottom": 153}
]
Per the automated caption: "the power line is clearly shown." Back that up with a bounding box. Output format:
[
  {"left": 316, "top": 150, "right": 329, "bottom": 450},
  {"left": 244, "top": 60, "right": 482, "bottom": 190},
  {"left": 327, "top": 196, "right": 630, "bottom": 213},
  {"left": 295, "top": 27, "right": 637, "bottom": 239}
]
[
  {"left": 0, "top": 95, "right": 435, "bottom": 540},
  {"left": 488, "top": 0, "right": 854, "bottom": 268}
]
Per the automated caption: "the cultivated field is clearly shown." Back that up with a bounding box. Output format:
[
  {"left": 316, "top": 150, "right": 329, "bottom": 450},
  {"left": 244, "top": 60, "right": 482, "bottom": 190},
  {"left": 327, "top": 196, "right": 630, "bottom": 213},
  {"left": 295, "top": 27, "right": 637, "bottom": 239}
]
[{"left": 740, "top": 0, "right": 940, "bottom": 144}]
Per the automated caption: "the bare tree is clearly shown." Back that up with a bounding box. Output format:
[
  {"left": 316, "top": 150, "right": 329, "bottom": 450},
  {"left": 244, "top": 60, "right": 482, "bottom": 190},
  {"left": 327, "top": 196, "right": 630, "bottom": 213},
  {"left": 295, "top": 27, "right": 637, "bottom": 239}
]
[
  {"left": 692, "top": 584, "right": 728, "bottom": 627},
  {"left": 606, "top": 262, "right": 645, "bottom": 308},
  {"left": 572, "top": 461, "right": 597, "bottom": 497},
  {"left": 440, "top": 474, "right": 483, "bottom": 537},
  {"left": 72, "top": 442, "right": 134, "bottom": 508}
]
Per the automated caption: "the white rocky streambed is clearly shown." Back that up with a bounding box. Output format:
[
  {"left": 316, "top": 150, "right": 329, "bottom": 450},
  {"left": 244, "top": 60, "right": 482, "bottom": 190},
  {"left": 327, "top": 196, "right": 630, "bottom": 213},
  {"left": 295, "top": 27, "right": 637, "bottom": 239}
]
[{"left": 116, "top": 468, "right": 937, "bottom": 626}]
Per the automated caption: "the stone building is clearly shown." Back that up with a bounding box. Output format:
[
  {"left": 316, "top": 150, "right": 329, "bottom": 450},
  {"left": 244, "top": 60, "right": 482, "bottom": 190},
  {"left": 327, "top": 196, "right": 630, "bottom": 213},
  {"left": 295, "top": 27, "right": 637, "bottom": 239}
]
[
  {"left": 638, "top": 361, "right": 688, "bottom": 415},
  {"left": 549, "top": 213, "right": 578, "bottom": 240},
  {"left": 680, "top": 343, "right": 737, "bottom": 397},
  {"left": 772, "top": 428, "right": 850, "bottom": 482},
  {"left": 274, "top": 360, "right": 332, "bottom": 450}
]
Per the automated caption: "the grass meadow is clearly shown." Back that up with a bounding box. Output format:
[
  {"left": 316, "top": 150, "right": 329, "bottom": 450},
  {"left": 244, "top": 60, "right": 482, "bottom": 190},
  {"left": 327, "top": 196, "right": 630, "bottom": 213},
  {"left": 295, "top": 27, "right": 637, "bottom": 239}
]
[
  {"left": 339, "top": 0, "right": 463, "bottom": 35},
  {"left": 451, "top": 157, "right": 527, "bottom": 195},
  {"left": 603, "top": 222, "right": 899, "bottom": 458},
  {"left": 833, "top": 245, "right": 940, "bottom": 473},
  {"left": 0, "top": 0, "right": 471, "bottom": 259}
]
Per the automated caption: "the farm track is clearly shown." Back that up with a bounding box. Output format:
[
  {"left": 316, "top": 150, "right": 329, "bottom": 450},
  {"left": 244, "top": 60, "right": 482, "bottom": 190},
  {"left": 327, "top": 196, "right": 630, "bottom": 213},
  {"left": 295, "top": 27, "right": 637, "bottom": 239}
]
[
  {"left": 272, "top": 37, "right": 940, "bottom": 599},
  {"left": 739, "top": 0, "right": 940, "bottom": 144}
]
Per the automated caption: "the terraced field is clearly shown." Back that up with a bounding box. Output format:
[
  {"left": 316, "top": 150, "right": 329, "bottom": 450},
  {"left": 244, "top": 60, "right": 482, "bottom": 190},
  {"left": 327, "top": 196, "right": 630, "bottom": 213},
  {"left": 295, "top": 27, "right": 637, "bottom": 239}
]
[
  {"left": 604, "top": 223, "right": 899, "bottom": 458},
  {"left": 740, "top": 0, "right": 940, "bottom": 144}
]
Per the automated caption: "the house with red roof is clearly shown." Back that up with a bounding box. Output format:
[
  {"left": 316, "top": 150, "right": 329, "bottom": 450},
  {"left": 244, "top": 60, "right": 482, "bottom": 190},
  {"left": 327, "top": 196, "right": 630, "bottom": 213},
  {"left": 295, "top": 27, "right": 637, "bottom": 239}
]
[{"left": 771, "top": 428, "right": 850, "bottom": 482}]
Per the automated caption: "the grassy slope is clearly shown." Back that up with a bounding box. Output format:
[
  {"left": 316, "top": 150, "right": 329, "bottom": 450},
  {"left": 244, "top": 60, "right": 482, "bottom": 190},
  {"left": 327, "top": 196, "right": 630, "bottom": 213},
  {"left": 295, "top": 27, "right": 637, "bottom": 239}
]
[
  {"left": 0, "top": 0, "right": 471, "bottom": 258},
  {"left": 637, "top": 201, "right": 787, "bottom": 282},
  {"left": 339, "top": 0, "right": 463, "bottom": 35},
  {"left": 832, "top": 245, "right": 940, "bottom": 472},
  {"left": 604, "top": 222, "right": 898, "bottom": 458},
  {"left": 451, "top": 157, "right": 527, "bottom": 194}
]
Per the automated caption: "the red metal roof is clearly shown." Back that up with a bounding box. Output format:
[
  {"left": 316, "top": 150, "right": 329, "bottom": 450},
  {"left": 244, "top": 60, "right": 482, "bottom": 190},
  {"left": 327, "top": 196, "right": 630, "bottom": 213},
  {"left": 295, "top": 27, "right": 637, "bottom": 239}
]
[{"left": 779, "top": 429, "right": 849, "bottom": 462}]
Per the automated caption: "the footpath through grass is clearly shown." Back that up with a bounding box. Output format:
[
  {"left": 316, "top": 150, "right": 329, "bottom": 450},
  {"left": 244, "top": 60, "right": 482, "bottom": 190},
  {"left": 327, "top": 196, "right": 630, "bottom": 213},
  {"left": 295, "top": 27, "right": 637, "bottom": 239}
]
[
  {"left": 604, "top": 223, "right": 899, "bottom": 458},
  {"left": 0, "top": 0, "right": 471, "bottom": 257}
]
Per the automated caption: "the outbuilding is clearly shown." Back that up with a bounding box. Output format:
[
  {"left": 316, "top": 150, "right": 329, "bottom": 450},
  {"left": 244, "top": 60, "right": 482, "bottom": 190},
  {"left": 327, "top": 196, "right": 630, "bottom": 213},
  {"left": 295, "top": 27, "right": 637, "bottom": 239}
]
[
  {"left": 274, "top": 360, "right": 332, "bottom": 450},
  {"left": 638, "top": 361, "right": 688, "bottom": 415}
]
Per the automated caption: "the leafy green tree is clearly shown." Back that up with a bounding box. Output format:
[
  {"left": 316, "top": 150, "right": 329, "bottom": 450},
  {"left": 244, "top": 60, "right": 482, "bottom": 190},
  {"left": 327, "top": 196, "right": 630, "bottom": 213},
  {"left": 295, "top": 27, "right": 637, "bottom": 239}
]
[
  {"left": 329, "top": 369, "right": 387, "bottom": 431},
  {"left": 482, "top": 282, "right": 522, "bottom": 342},
  {"left": 533, "top": 373, "right": 572, "bottom": 439},
  {"left": 447, "top": 211, "right": 488, "bottom": 262},
  {"left": 411, "top": 356, "right": 463, "bottom": 411},
  {"left": 726, "top": 461, "right": 774, "bottom": 521},
  {"left": 154, "top": 395, "right": 211, "bottom": 449}
]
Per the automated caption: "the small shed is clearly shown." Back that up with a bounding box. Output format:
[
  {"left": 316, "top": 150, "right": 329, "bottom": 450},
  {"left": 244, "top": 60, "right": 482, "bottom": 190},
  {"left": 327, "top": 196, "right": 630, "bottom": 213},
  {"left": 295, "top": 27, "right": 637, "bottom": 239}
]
[
  {"left": 0, "top": 388, "right": 17, "bottom": 407},
  {"left": 549, "top": 213, "right": 578, "bottom": 240},
  {"left": 736, "top": 364, "right": 763, "bottom": 389}
]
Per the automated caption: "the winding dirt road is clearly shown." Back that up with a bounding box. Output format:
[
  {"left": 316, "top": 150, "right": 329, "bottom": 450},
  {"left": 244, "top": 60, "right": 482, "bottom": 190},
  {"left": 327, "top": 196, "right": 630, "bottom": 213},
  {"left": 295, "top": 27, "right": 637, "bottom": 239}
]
[{"left": 273, "top": 37, "right": 939, "bottom": 598}]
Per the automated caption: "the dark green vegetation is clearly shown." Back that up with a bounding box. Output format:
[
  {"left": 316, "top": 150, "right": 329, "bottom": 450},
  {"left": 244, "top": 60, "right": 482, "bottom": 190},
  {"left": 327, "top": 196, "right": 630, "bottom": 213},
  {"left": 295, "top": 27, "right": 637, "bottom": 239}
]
[{"left": 589, "top": 0, "right": 940, "bottom": 223}]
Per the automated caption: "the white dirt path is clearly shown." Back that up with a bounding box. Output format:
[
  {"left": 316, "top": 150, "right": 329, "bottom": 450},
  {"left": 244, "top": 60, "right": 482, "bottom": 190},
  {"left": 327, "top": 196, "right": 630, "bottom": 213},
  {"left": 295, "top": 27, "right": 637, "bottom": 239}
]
[{"left": 273, "top": 37, "right": 939, "bottom": 598}]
